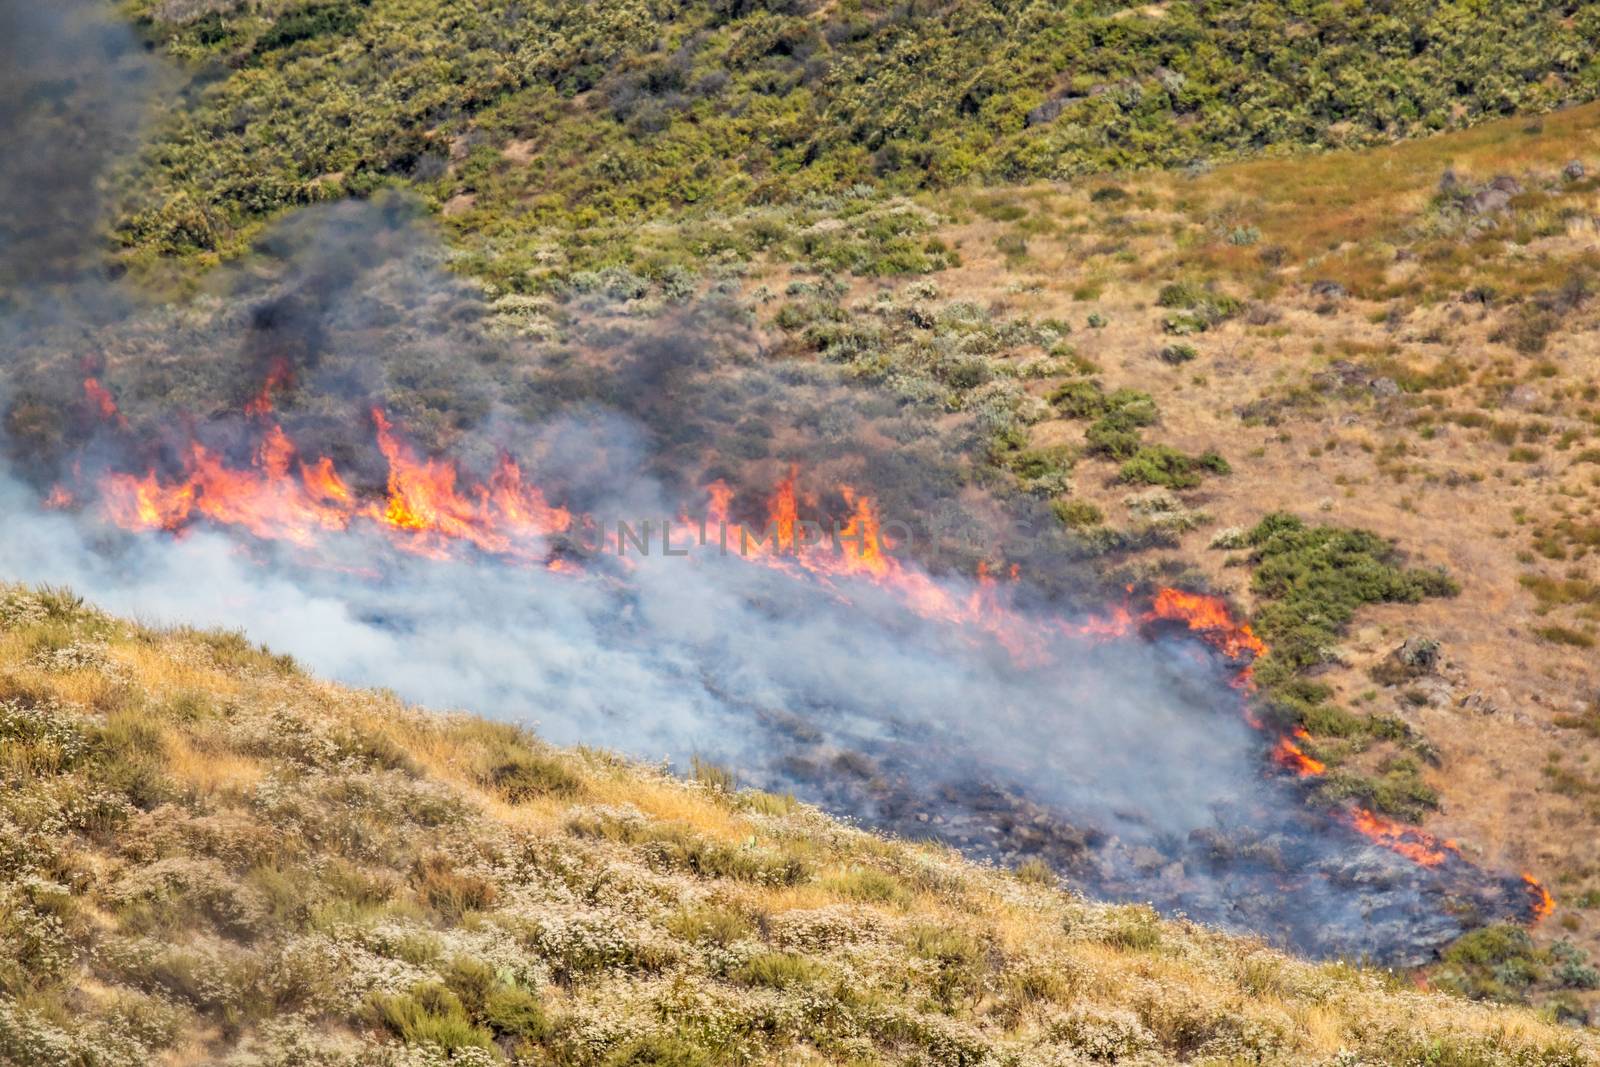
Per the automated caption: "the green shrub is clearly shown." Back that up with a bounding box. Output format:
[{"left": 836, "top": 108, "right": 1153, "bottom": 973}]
[
  {"left": 1050, "top": 380, "right": 1108, "bottom": 419},
  {"left": 732, "top": 952, "right": 825, "bottom": 990},
  {"left": 1052, "top": 499, "right": 1104, "bottom": 530},
  {"left": 828, "top": 866, "right": 911, "bottom": 907},
  {"left": 1534, "top": 625, "right": 1594, "bottom": 648},
  {"left": 490, "top": 749, "right": 583, "bottom": 801},
  {"left": 369, "top": 983, "right": 495, "bottom": 1051},
  {"left": 1118, "top": 445, "right": 1226, "bottom": 489},
  {"left": 484, "top": 986, "right": 549, "bottom": 1040},
  {"left": 1245, "top": 514, "right": 1459, "bottom": 684},
  {"left": 603, "top": 1034, "right": 716, "bottom": 1067},
  {"left": 666, "top": 904, "right": 752, "bottom": 947}
]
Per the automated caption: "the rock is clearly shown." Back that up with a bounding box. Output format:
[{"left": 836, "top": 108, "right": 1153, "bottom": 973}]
[
  {"left": 1371, "top": 636, "right": 1440, "bottom": 685},
  {"left": 1505, "top": 384, "right": 1540, "bottom": 409},
  {"left": 1464, "top": 187, "right": 1513, "bottom": 215},
  {"left": 1311, "top": 360, "right": 1374, "bottom": 393},
  {"left": 1310, "top": 279, "right": 1348, "bottom": 301},
  {"left": 1463, "top": 175, "right": 1524, "bottom": 216},
  {"left": 1397, "top": 637, "right": 1441, "bottom": 672},
  {"left": 1026, "top": 96, "right": 1071, "bottom": 127},
  {"left": 1563, "top": 159, "right": 1586, "bottom": 182},
  {"left": 1370, "top": 377, "right": 1400, "bottom": 398}
]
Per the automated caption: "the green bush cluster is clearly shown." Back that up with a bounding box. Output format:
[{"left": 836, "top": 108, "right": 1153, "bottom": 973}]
[
  {"left": 1045, "top": 378, "right": 1229, "bottom": 491},
  {"left": 1118, "top": 444, "right": 1230, "bottom": 489},
  {"left": 1157, "top": 280, "right": 1242, "bottom": 335},
  {"left": 1230, "top": 515, "right": 1462, "bottom": 818},
  {"left": 1435, "top": 926, "right": 1600, "bottom": 1005},
  {"left": 369, "top": 960, "right": 549, "bottom": 1054},
  {"left": 1244, "top": 513, "right": 1460, "bottom": 689}
]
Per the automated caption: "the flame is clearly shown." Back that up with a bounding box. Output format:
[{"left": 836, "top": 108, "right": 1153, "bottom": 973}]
[
  {"left": 835, "top": 486, "right": 891, "bottom": 577},
  {"left": 245, "top": 358, "right": 295, "bottom": 417},
  {"left": 1345, "top": 808, "right": 1461, "bottom": 868},
  {"left": 695, "top": 475, "right": 1044, "bottom": 661},
  {"left": 1145, "top": 587, "right": 1268, "bottom": 662},
  {"left": 61, "top": 375, "right": 1546, "bottom": 914},
  {"left": 1271, "top": 728, "right": 1326, "bottom": 777},
  {"left": 365, "top": 408, "right": 573, "bottom": 558},
  {"left": 82, "top": 378, "right": 129, "bottom": 430},
  {"left": 1522, "top": 872, "right": 1555, "bottom": 922},
  {"left": 82, "top": 379, "right": 569, "bottom": 559}
]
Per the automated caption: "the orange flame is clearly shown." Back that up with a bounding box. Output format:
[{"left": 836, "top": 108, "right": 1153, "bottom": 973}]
[
  {"left": 1345, "top": 808, "right": 1461, "bottom": 868},
  {"left": 1523, "top": 873, "right": 1555, "bottom": 922},
  {"left": 245, "top": 358, "right": 295, "bottom": 417},
  {"left": 83, "top": 378, "right": 129, "bottom": 430},
  {"left": 1271, "top": 728, "right": 1326, "bottom": 777},
  {"left": 60, "top": 378, "right": 1551, "bottom": 914},
  {"left": 87, "top": 378, "right": 569, "bottom": 560},
  {"left": 1145, "top": 587, "right": 1268, "bottom": 662}
]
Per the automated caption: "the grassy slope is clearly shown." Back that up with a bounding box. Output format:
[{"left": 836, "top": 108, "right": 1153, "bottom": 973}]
[{"left": 0, "top": 581, "right": 1595, "bottom": 1066}]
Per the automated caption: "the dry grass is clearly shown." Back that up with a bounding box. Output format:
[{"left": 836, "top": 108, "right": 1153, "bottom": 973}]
[{"left": 0, "top": 581, "right": 1593, "bottom": 1064}]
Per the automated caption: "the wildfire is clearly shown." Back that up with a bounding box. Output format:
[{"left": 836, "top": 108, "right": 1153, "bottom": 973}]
[
  {"left": 61, "top": 374, "right": 1543, "bottom": 916},
  {"left": 1145, "top": 587, "right": 1269, "bottom": 662},
  {"left": 366, "top": 407, "right": 573, "bottom": 559},
  {"left": 80, "top": 378, "right": 570, "bottom": 560},
  {"left": 245, "top": 357, "right": 295, "bottom": 417},
  {"left": 82, "top": 378, "right": 129, "bottom": 430}
]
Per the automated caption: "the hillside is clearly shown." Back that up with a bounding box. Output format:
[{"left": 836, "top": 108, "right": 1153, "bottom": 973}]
[
  {"left": 0, "top": 581, "right": 1595, "bottom": 1066},
  {"left": 113, "top": 0, "right": 1600, "bottom": 290},
  {"left": 5, "top": 0, "right": 1600, "bottom": 1058}
]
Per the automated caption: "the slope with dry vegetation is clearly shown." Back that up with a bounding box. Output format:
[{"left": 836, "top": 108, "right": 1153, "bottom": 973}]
[{"left": 0, "top": 581, "right": 1596, "bottom": 1065}]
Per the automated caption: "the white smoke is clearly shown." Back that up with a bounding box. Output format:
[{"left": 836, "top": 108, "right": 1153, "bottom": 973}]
[{"left": 0, "top": 464, "right": 1260, "bottom": 845}]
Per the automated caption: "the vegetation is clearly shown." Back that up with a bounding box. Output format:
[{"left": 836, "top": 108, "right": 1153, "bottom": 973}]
[
  {"left": 1225, "top": 515, "right": 1461, "bottom": 819},
  {"left": 115, "top": 0, "right": 1600, "bottom": 288},
  {"left": 0, "top": 581, "right": 1595, "bottom": 1064},
  {"left": 1435, "top": 925, "right": 1600, "bottom": 1015},
  {"left": 1245, "top": 514, "right": 1460, "bottom": 689},
  {"left": 10, "top": 0, "right": 1600, "bottom": 1047}
]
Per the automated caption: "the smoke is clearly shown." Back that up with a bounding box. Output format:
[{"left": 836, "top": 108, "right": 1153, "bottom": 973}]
[
  {"left": 0, "top": 0, "right": 1539, "bottom": 966},
  {"left": 0, "top": 0, "right": 163, "bottom": 302}
]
